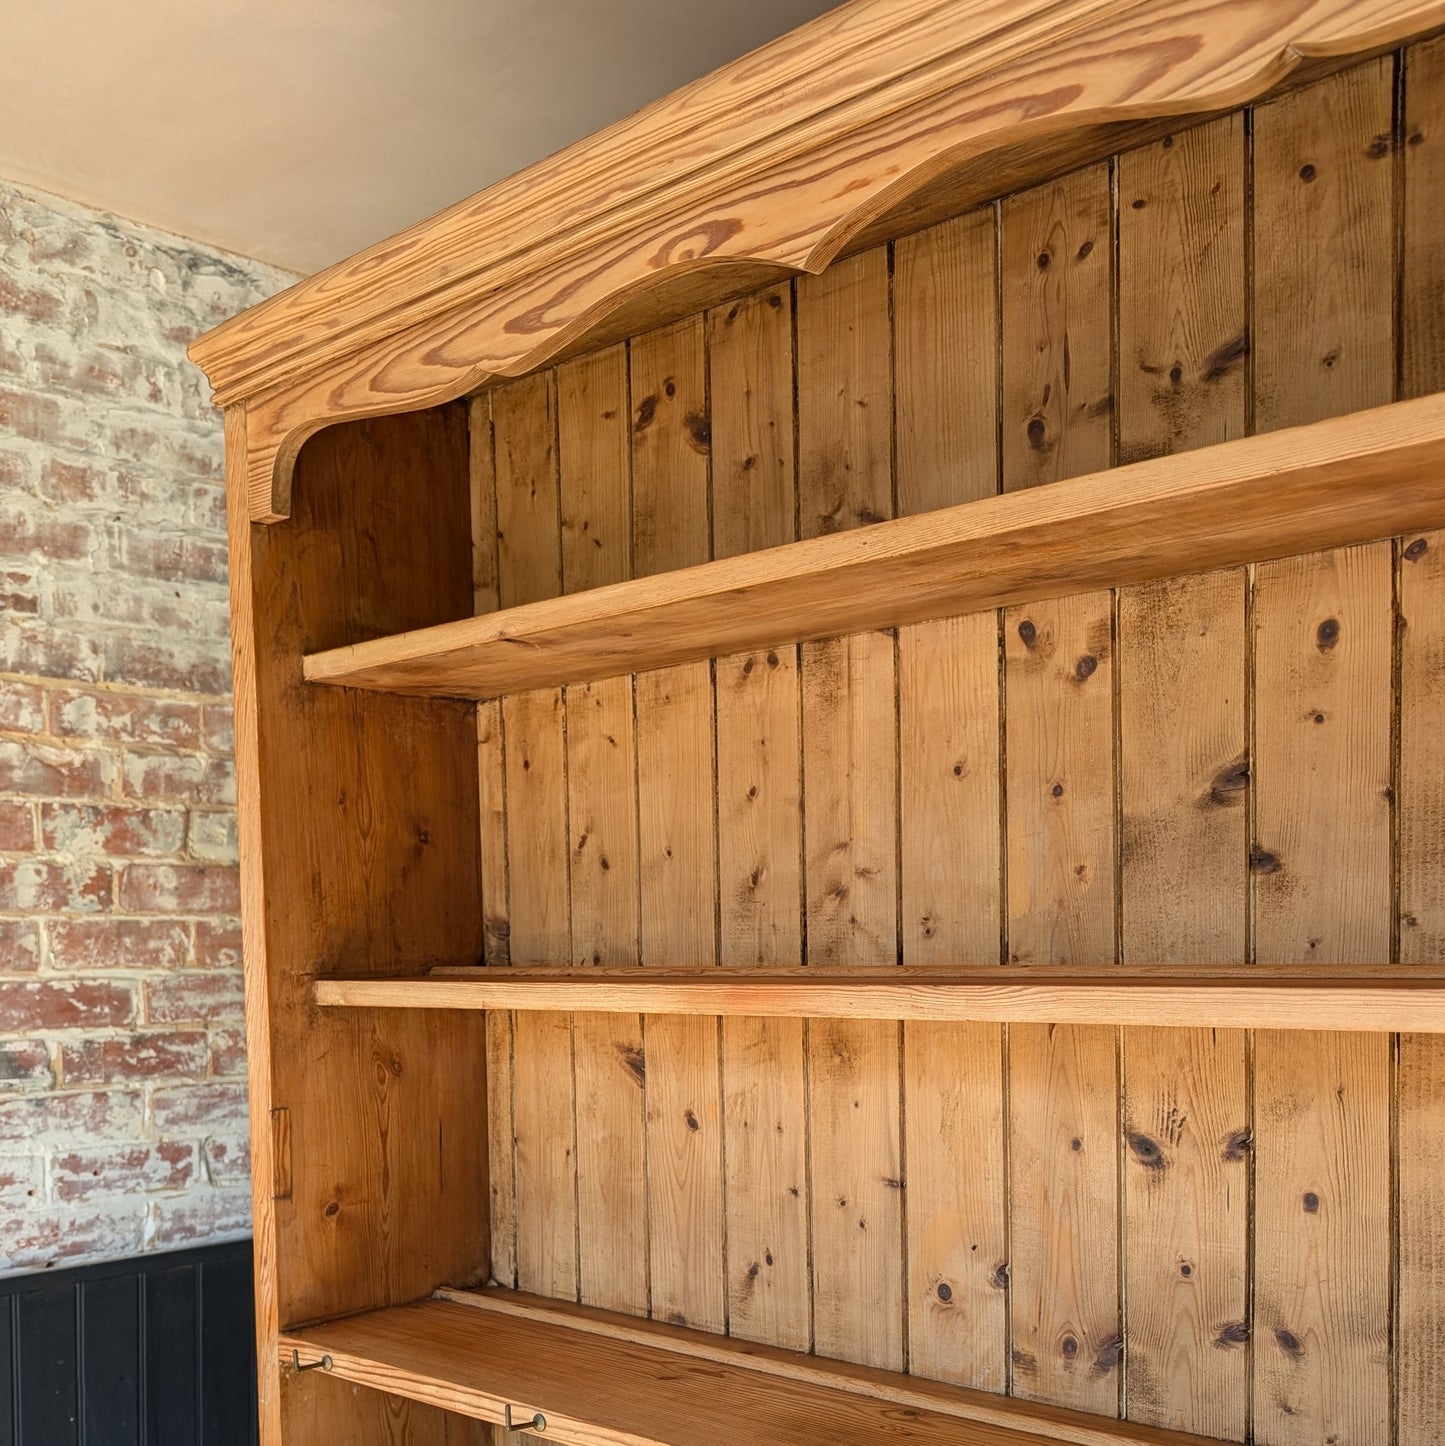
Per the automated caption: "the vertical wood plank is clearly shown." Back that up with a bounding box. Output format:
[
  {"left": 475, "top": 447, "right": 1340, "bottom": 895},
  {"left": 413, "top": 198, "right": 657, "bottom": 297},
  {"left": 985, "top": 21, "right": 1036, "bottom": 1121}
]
[
  {"left": 631, "top": 318, "right": 725, "bottom": 1335},
  {"left": 492, "top": 372, "right": 578, "bottom": 1303},
  {"left": 1251, "top": 61, "right": 1396, "bottom": 1446},
  {"left": 1399, "top": 44, "right": 1445, "bottom": 1435},
  {"left": 1254, "top": 61, "right": 1396, "bottom": 435},
  {"left": 470, "top": 394, "right": 516, "bottom": 1299},
  {"left": 1004, "top": 593, "right": 1115, "bottom": 968},
  {"left": 894, "top": 207, "right": 1008, "bottom": 1392},
  {"left": 796, "top": 247, "right": 904, "bottom": 1373},
  {"left": 1008, "top": 1022, "right": 1120, "bottom": 1414},
  {"left": 1001, "top": 163, "right": 1112, "bottom": 492},
  {"left": 558, "top": 346, "right": 648, "bottom": 1318},
  {"left": 1115, "top": 115, "right": 1250, "bottom": 1440},
  {"left": 894, "top": 206, "right": 1000, "bottom": 515},
  {"left": 710, "top": 285, "right": 810, "bottom": 1351},
  {"left": 1000, "top": 159, "right": 1119, "bottom": 1420},
  {"left": 1253, "top": 1031, "right": 1392, "bottom": 1442}
]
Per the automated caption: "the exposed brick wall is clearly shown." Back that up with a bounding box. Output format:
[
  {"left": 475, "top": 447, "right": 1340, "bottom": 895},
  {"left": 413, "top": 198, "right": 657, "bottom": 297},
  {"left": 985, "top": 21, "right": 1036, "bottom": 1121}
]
[{"left": 0, "top": 179, "right": 295, "bottom": 1273}]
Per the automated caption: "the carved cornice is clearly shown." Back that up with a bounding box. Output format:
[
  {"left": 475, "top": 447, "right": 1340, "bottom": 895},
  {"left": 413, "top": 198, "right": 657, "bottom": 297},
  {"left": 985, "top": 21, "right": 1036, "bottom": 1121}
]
[{"left": 189, "top": 0, "right": 1445, "bottom": 522}]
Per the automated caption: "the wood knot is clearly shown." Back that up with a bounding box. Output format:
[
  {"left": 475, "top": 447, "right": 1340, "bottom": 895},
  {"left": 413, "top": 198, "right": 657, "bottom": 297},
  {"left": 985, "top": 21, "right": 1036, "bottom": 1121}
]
[
  {"left": 1074, "top": 654, "right": 1098, "bottom": 681},
  {"left": 1076, "top": 239, "right": 1094, "bottom": 260},
  {"left": 684, "top": 1109, "right": 700, "bottom": 1132},
  {"left": 1222, "top": 1128, "right": 1251, "bottom": 1161},
  {"left": 1248, "top": 846, "right": 1281, "bottom": 876},
  {"left": 1061, "top": 1335, "right": 1079, "bottom": 1359},
  {"left": 1093, "top": 1334, "right": 1123, "bottom": 1375},
  {"left": 1051, "top": 782, "right": 1064, "bottom": 798},
  {"left": 1128, "top": 1132, "right": 1166, "bottom": 1170},
  {"left": 1070, "top": 1137, "right": 1083, "bottom": 1152},
  {"left": 633, "top": 394, "right": 658, "bottom": 432},
  {"left": 1299, "top": 162, "right": 1317, "bottom": 182},
  {"left": 1017, "top": 619, "right": 1038, "bottom": 647},
  {"left": 991, "top": 1262, "right": 1010, "bottom": 1290},
  {"left": 1275, "top": 1328, "right": 1305, "bottom": 1360},
  {"left": 323, "top": 1201, "right": 341, "bottom": 1219},
  {"left": 1405, "top": 537, "right": 1429, "bottom": 562},
  {"left": 1316, "top": 617, "right": 1340, "bottom": 650},
  {"left": 1215, "top": 1321, "right": 1250, "bottom": 1348},
  {"left": 1026, "top": 416, "right": 1047, "bottom": 449},
  {"left": 936, "top": 1282, "right": 953, "bottom": 1303},
  {"left": 1036, "top": 250, "right": 1051, "bottom": 271},
  {"left": 1302, "top": 1191, "right": 1320, "bottom": 1214}
]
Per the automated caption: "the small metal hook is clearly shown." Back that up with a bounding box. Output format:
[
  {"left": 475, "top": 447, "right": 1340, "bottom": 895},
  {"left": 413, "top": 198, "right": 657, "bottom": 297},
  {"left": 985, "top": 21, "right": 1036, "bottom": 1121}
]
[
  {"left": 503, "top": 1403, "right": 546, "bottom": 1434},
  {"left": 291, "top": 1349, "right": 333, "bottom": 1373}
]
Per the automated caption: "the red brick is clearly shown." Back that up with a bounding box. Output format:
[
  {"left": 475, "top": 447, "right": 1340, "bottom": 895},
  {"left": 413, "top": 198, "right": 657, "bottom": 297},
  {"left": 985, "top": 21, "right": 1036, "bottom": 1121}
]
[
  {"left": 50, "top": 687, "right": 200, "bottom": 749},
  {"left": 151, "top": 1081, "right": 248, "bottom": 1133},
  {"left": 188, "top": 484, "right": 228, "bottom": 537},
  {"left": 203, "top": 1135, "right": 251, "bottom": 1186},
  {"left": 208, "top": 1027, "right": 247, "bottom": 1078},
  {"left": 102, "top": 634, "right": 229, "bottom": 696},
  {"left": 148, "top": 1186, "right": 250, "bottom": 1249},
  {"left": 119, "top": 862, "right": 238, "bottom": 914},
  {"left": 193, "top": 919, "right": 242, "bottom": 971},
  {"left": 108, "top": 529, "right": 228, "bottom": 585},
  {"left": 0, "top": 737, "right": 109, "bottom": 797},
  {"left": 0, "top": 387, "right": 61, "bottom": 444},
  {"left": 0, "top": 918, "right": 43, "bottom": 973},
  {"left": 0, "top": 497, "right": 96, "bottom": 563},
  {"left": 145, "top": 972, "right": 244, "bottom": 1027},
  {"left": 49, "top": 917, "right": 189, "bottom": 971},
  {"left": 120, "top": 751, "right": 233, "bottom": 805},
  {"left": 0, "top": 1088, "right": 144, "bottom": 1147},
  {"left": 0, "top": 678, "right": 46, "bottom": 733},
  {"left": 0, "top": 799, "right": 34, "bottom": 851},
  {"left": 0, "top": 620, "right": 105, "bottom": 683},
  {"left": 187, "top": 809, "right": 237, "bottom": 863},
  {"left": 0, "top": 1157, "right": 43, "bottom": 1208},
  {"left": 62, "top": 1031, "right": 208, "bottom": 1085},
  {"left": 200, "top": 705, "right": 234, "bottom": 754},
  {"left": 0, "top": 1039, "right": 54, "bottom": 1091},
  {"left": 33, "top": 342, "right": 167, "bottom": 408},
  {"left": 54, "top": 1141, "right": 195, "bottom": 1201},
  {"left": 6, "top": 1199, "right": 146, "bottom": 1271},
  {"left": 0, "top": 277, "right": 63, "bottom": 326},
  {"left": 0, "top": 978, "right": 134, "bottom": 1031},
  {"left": 0, "top": 856, "right": 113, "bottom": 911},
  {"left": 41, "top": 802, "right": 186, "bottom": 856},
  {"left": 0, "top": 568, "right": 39, "bottom": 614}
]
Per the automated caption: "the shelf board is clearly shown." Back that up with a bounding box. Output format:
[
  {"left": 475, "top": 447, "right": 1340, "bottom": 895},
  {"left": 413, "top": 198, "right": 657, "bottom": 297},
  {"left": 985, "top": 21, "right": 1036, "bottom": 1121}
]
[
  {"left": 311, "top": 966, "right": 1445, "bottom": 1032},
  {"left": 303, "top": 394, "right": 1445, "bottom": 699},
  {"left": 281, "top": 1288, "right": 1221, "bottom": 1446}
]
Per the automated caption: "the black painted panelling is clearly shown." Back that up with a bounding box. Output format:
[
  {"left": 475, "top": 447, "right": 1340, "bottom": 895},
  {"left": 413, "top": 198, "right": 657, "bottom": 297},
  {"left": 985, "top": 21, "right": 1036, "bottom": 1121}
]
[
  {"left": 0, "top": 1242, "right": 256, "bottom": 1446},
  {"left": 18, "top": 1288, "right": 78, "bottom": 1444},
  {"left": 82, "top": 1274, "right": 139, "bottom": 1445},
  {"left": 198, "top": 1255, "right": 254, "bottom": 1446}
]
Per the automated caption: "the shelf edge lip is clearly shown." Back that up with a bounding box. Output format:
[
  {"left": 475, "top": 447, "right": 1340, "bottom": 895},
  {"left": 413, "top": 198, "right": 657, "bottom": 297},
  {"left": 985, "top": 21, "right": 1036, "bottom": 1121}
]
[{"left": 310, "top": 973, "right": 1445, "bottom": 1031}]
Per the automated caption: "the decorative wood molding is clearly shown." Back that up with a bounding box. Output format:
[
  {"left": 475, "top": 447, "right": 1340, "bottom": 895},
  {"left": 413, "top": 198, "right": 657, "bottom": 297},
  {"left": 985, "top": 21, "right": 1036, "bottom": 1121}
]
[{"left": 189, "top": 0, "right": 1445, "bottom": 522}]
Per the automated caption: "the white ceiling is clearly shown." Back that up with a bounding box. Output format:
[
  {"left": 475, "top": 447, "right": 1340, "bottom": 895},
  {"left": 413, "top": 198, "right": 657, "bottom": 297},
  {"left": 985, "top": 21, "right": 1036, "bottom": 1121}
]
[{"left": 0, "top": 0, "right": 841, "bottom": 277}]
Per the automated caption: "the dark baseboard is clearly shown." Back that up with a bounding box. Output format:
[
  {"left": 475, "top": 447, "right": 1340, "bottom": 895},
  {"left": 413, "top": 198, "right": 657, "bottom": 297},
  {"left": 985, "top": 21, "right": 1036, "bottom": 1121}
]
[{"left": 0, "top": 1240, "right": 257, "bottom": 1446}]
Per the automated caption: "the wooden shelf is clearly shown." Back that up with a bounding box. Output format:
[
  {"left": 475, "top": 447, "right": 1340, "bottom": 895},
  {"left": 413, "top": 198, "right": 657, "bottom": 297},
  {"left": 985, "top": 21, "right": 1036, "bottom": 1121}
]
[
  {"left": 302, "top": 394, "right": 1445, "bottom": 699},
  {"left": 281, "top": 1287, "right": 1222, "bottom": 1446},
  {"left": 312, "top": 966, "right": 1445, "bottom": 1032}
]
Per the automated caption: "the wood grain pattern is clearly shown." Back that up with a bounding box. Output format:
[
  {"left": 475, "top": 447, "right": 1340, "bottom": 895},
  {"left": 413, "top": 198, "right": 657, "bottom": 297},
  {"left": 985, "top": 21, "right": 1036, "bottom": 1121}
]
[
  {"left": 708, "top": 282, "right": 810, "bottom": 1351},
  {"left": 189, "top": 2, "right": 1445, "bottom": 522},
  {"left": 284, "top": 1291, "right": 1238, "bottom": 1446},
  {"left": 630, "top": 320, "right": 726, "bottom": 1336},
  {"left": 1114, "top": 115, "right": 1249, "bottom": 1439},
  {"left": 559, "top": 345, "right": 647, "bottom": 1319},
  {"left": 233, "top": 409, "right": 490, "bottom": 1446},
  {"left": 315, "top": 970, "right": 1445, "bottom": 1032},
  {"left": 1399, "top": 47, "right": 1445, "bottom": 1435},
  {"left": 1250, "top": 62, "right": 1395, "bottom": 1446},
  {"left": 1009, "top": 1023, "right": 1121, "bottom": 1415},
  {"left": 1002, "top": 163, "right": 1112, "bottom": 493},
  {"left": 305, "top": 393, "right": 1445, "bottom": 700},
  {"left": 795, "top": 247, "right": 904, "bottom": 1373}
]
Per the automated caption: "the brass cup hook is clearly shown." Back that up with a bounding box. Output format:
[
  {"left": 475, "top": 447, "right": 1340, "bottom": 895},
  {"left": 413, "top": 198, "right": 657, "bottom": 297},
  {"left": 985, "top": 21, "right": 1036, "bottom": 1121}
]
[
  {"left": 503, "top": 1403, "right": 547, "bottom": 1434},
  {"left": 291, "top": 1349, "right": 333, "bottom": 1373}
]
